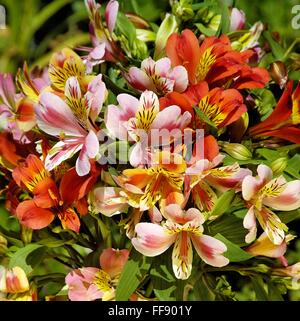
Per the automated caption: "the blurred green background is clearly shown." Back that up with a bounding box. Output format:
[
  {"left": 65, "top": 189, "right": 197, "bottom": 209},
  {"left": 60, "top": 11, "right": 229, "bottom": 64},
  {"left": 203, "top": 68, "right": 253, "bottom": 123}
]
[{"left": 0, "top": 0, "right": 299, "bottom": 73}]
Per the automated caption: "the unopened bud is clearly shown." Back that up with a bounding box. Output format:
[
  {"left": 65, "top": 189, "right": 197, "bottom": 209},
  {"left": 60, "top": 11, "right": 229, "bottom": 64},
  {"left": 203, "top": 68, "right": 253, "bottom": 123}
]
[
  {"left": 269, "top": 61, "right": 288, "bottom": 89},
  {"left": 125, "top": 13, "right": 150, "bottom": 29},
  {"left": 0, "top": 266, "right": 30, "bottom": 294},
  {"left": 21, "top": 226, "right": 32, "bottom": 245},
  {"left": 270, "top": 157, "right": 288, "bottom": 176},
  {"left": 154, "top": 13, "right": 178, "bottom": 59},
  {"left": 0, "top": 235, "right": 7, "bottom": 255},
  {"left": 220, "top": 142, "right": 252, "bottom": 160},
  {"left": 171, "top": 0, "right": 194, "bottom": 21}
]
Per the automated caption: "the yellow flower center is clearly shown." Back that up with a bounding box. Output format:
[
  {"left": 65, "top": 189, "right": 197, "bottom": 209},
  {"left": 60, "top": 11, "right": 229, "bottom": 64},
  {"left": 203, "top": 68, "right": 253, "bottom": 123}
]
[
  {"left": 93, "top": 270, "right": 112, "bottom": 293},
  {"left": 135, "top": 106, "right": 158, "bottom": 131},
  {"left": 198, "top": 95, "right": 226, "bottom": 126},
  {"left": 24, "top": 170, "right": 48, "bottom": 192},
  {"left": 196, "top": 47, "right": 216, "bottom": 82}
]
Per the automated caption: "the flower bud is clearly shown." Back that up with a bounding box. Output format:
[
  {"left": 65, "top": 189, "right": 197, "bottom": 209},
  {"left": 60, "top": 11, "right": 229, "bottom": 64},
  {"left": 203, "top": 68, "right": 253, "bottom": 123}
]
[
  {"left": 230, "top": 8, "right": 246, "bottom": 32},
  {"left": 154, "top": 13, "right": 178, "bottom": 59},
  {"left": 0, "top": 266, "right": 30, "bottom": 294},
  {"left": 21, "top": 226, "right": 32, "bottom": 245},
  {"left": 125, "top": 13, "right": 150, "bottom": 29},
  {"left": 0, "top": 235, "right": 8, "bottom": 255},
  {"left": 270, "top": 157, "right": 288, "bottom": 176},
  {"left": 171, "top": 0, "right": 194, "bottom": 21},
  {"left": 100, "top": 248, "right": 129, "bottom": 278},
  {"left": 269, "top": 61, "right": 288, "bottom": 89},
  {"left": 220, "top": 142, "right": 252, "bottom": 160},
  {"left": 272, "top": 262, "right": 300, "bottom": 279}
]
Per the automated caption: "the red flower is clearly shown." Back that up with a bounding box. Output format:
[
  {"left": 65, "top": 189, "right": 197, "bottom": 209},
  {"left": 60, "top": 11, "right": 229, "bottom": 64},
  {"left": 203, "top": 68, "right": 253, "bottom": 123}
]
[
  {"left": 166, "top": 29, "right": 269, "bottom": 89},
  {"left": 250, "top": 81, "right": 300, "bottom": 143},
  {"left": 161, "top": 82, "right": 246, "bottom": 130}
]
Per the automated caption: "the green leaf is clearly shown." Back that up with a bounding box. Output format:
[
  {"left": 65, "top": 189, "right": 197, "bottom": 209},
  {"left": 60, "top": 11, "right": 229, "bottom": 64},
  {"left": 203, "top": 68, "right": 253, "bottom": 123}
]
[
  {"left": 102, "top": 74, "right": 137, "bottom": 96},
  {"left": 8, "top": 244, "right": 45, "bottom": 274},
  {"left": 209, "top": 190, "right": 236, "bottom": 219},
  {"left": 208, "top": 214, "right": 247, "bottom": 246},
  {"left": 193, "top": 274, "right": 216, "bottom": 301},
  {"left": 250, "top": 276, "right": 269, "bottom": 301},
  {"left": 195, "top": 23, "right": 217, "bottom": 37},
  {"left": 37, "top": 238, "right": 75, "bottom": 248},
  {"left": 150, "top": 250, "right": 176, "bottom": 301},
  {"left": 217, "top": 0, "right": 230, "bottom": 35},
  {"left": 263, "top": 31, "right": 285, "bottom": 61},
  {"left": 214, "top": 234, "right": 253, "bottom": 262},
  {"left": 266, "top": 280, "right": 284, "bottom": 301},
  {"left": 116, "top": 12, "right": 137, "bottom": 47},
  {"left": 277, "top": 209, "right": 300, "bottom": 224},
  {"left": 285, "top": 154, "right": 300, "bottom": 179},
  {"left": 116, "top": 250, "right": 152, "bottom": 301}
]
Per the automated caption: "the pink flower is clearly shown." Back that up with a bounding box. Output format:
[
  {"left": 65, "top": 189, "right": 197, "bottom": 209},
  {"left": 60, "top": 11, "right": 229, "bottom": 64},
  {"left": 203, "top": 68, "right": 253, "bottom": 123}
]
[
  {"left": 105, "top": 90, "right": 191, "bottom": 167},
  {"left": 86, "top": 0, "right": 125, "bottom": 63},
  {"left": 230, "top": 8, "right": 246, "bottom": 32},
  {"left": 185, "top": 154, "right": 251, "bottom": 214},
  {"left": 89, "top": 186, "right": 128, "bottom": 216},
  {"left": 100, "top": 248, "right": 129, "bottom": 278},
  {"left": 65, "top": 267, "right": 113, "bottom": 301},
  {"left": 242, "top": 164, "right": 300, "bottom": 245},
  {"left": 0, "top": 266, "right": 30, "bottom": 294},
  {"left": 36, "top": 75, "right": 107, "bottom": 176},
  {"left": 78, "top": 44, "right": 105, "bottom": 74},
  {"left": 65, "top": 247, "right": 129, "bottom": 301},
  {"left": 132, "top": 204, "right": 229, "bottom": 280},
  {"left": 0, "top": 73, "right": 36, "bottom": 143},
  {"left": 125, "top": 57, "right": 188, "bottom": 95}
]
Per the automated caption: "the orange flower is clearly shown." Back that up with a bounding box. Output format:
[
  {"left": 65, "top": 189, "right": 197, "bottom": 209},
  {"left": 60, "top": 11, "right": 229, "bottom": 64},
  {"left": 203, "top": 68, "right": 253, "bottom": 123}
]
[
  {"left": 11, "top": 155, "right": 101, "bottom": 232},
  {"left": 250, "top": 81, "right": 300, "bottom": 143},
  {"left": 166, "top": 29, "right": 269, "bottom": 89},
  {"left": 117, "top": 151, "right": 186, "bottom": 211}
]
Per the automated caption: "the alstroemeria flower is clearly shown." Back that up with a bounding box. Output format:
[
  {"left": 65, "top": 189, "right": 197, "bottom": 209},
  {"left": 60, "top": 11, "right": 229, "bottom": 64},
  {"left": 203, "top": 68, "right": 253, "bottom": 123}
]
[
  {"left": 166, "top": 29, "right": 269, "bottom": 89},
  {"left": 66, "top": 247, "right": 129, "bottom": 301},
  {"left": 250, "top": 81, "right": 300, "bottom": 144},
  {"left": 132, "top": 204, "right": 229, "bottom": 280},
  {"left": 125, "top": 57, "right": 188, "bottom": 95},
  {"left": 186, "top": 154, "right": 251, "bottom": 215},
  {"left": 0, "top": 266, "right": 29, "bottom": 294},
  {"left": 185, "top": 82, "right": 247, "bottom": 129},
  {"left": 116, "top": 151, "right": 186, "bottom": 211},
  {"left": 85, "top": 0, "right": 126, "bottom": 63},
  {"left": 48, "top": 48, "right": 94, "bottom": 92},
  {"left": 77, "top": 44, "right": 105, "bottom": 74},
  {"left": 89, "top": 186, "right": 128, "bottom": 217},
  {"left": 246, "top": 232, "right": 294, "bottom": 266},
  {"left": 16, "top": 63, "right": 50, "bottom": 104},
  {"left": 36, "top": 75, "right": 107, "bottom": 176},
  {"left": 12, "top": 154, "right": 101, "bottom": 232},
  {"left": 0, "top": 73, "right": 35, "bottom": 142},
  {"left": 242, "top": 164, "right": 300, "bottom": 245},
  {"left": 105, "top": 90, "right": 191, "bottom": 167}
]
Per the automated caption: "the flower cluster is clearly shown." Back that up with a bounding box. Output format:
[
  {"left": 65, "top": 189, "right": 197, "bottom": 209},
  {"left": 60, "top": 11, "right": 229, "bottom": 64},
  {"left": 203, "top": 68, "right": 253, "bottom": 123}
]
[{"left": 1, "top": 0, "right": 300, "bottom": 301}]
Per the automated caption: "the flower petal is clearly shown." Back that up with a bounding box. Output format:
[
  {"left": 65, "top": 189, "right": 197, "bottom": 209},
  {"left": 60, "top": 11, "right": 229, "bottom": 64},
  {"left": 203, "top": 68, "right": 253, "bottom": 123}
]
[
  {"left": 192, "top": 234, "right": 229, "bottom": 267},
  {"left": 105, "top": 0, "right": 119, "bottom": 34},
  {"left": 36, "top": 92, "right": 86, "bottom": 137},
  {"left": 132, "top": 223, "right": 175, "bottom": 256},
  {"left": 16, "top": 200, "right": 55, "bottom": 230},
  {"left": 243, "top": 206, "right": 257, "bottom": 243},
  {"left": 263, "top": 180, "right": 300, "bottom": 211},
  {"left": 172, "top": 233, "right": 193, "bottom": 279}
]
